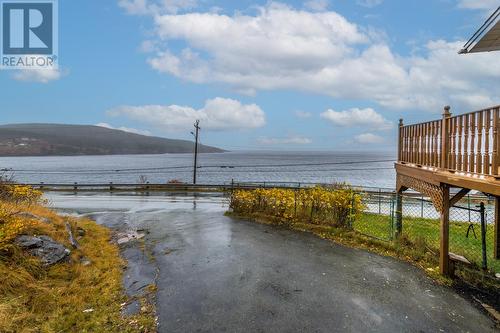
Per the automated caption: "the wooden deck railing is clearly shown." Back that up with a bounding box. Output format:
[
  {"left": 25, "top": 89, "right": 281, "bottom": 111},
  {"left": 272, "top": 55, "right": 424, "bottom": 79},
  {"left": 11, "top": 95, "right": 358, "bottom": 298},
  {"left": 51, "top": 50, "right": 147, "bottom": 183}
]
[{"left": 398, "top": 105, "right": 500, "bottom": 177}]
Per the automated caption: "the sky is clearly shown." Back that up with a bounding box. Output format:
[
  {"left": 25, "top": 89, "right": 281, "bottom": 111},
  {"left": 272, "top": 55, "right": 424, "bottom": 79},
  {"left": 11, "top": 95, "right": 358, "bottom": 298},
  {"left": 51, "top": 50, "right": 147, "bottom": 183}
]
[{"left": 0, "top": 0, "right": 499, "bottom": 151}]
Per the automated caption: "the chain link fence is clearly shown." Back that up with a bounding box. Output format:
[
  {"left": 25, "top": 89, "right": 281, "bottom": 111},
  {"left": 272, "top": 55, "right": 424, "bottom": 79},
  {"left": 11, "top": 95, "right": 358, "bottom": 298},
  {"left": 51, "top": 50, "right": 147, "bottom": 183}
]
[{"left": 353, "top": 191, "right": 499, "bottom": 274}]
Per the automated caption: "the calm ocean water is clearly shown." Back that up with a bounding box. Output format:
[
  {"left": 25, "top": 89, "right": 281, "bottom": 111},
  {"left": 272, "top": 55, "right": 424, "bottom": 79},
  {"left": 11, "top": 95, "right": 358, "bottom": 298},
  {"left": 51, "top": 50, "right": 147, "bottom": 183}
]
[{"left": 0, "top": 151, "right": 396, "bottom": 189}]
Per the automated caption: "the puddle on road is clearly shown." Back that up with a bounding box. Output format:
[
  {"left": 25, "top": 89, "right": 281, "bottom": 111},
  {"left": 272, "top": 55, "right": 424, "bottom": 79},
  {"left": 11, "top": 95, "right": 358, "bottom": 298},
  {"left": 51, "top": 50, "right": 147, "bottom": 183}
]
[
  {"left": 45, "top": 192, "right": 234, "bottom": 317},
  {"left": 47, "top": 192, "right": 229, "bottom": 216}
]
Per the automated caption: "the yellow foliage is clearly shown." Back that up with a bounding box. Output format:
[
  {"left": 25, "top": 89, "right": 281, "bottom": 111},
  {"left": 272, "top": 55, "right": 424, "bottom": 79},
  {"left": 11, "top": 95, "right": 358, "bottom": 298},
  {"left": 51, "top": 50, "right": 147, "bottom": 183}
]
[
  {"left": 230, "top": 185, "right": 364, "bottom": 228},
  {"left": 0, "top": 185, "right": 44, "bottom": 248},
  {"left": 0, "top": 186, "right": 156, "bottom": 332},
  {"left": 0, "top": 185, "right": 43, "bottom": 205}
]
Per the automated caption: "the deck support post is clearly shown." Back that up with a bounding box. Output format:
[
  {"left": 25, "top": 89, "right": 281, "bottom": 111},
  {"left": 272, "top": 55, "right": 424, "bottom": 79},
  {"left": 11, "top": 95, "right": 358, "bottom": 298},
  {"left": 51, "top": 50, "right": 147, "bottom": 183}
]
[
  {"left": 395, "top": 192, "right": 403, "bottom": 238},
  {"left": 440, "top": 184, "right": 450, "bottom": 276},
  {"left": 495, "top": 196, "right": 500, "bottom": 259}
]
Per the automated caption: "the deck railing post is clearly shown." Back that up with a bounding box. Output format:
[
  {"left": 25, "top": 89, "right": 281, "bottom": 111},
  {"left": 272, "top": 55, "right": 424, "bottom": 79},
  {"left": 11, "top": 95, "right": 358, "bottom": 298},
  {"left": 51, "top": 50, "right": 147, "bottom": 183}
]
[
  {"left": 441, "top": 106, "right": 451, "bottom": 170},
  {"left": 398, "top": 119, "right": 404, "bottom": 162}
]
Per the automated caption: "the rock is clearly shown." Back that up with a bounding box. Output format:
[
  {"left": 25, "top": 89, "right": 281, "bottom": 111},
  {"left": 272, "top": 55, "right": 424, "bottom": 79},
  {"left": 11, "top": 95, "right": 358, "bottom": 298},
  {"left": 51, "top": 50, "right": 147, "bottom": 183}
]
[
  {"left": 115, "top": 230, "right": 146, "bottom": 245},
  {"left": 15, "top": 235, "right": 71, "bottom": 266},
  {"left": 117, "top": 237, "right": 131, "bottom": 245},
  {"left": 65, "top": 221, "right": 79, "bottom": 249},
  {"left": 495, "top": 273, "right": 500, "bottom": 279},
  {"left": 76, "top": 227, "right": 86, "bottom": 237},
  {"left": 80, "top": 257, "right": 92, "bottom": 266}
]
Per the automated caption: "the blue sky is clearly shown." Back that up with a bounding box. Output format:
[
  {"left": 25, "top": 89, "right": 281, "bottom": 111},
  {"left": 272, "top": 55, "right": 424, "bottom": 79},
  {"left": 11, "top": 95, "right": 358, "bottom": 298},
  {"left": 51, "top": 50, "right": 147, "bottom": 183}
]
[{"left": 1, "top": 0, "right": 499, "bottom": 151}]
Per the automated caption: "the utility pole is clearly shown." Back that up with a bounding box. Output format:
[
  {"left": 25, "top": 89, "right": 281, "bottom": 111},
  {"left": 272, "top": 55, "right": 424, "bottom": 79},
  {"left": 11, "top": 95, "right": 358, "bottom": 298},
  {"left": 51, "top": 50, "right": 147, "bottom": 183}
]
[{"left": 192, "top": 120, "right": 200, "bottom": 184}]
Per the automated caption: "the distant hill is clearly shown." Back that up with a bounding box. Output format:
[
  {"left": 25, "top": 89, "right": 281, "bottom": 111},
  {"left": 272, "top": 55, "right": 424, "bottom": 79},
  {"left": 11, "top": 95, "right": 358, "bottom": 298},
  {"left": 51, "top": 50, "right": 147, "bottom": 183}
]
[{"left": 0, "top": 124, "right": 225, "bottom": 156}]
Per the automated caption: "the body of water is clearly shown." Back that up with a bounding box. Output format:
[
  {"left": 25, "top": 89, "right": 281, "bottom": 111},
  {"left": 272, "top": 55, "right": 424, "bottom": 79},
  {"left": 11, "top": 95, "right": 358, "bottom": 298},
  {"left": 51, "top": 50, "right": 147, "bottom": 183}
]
[{"left": 0, "top": 151, "right": 396, "bottom": 189}]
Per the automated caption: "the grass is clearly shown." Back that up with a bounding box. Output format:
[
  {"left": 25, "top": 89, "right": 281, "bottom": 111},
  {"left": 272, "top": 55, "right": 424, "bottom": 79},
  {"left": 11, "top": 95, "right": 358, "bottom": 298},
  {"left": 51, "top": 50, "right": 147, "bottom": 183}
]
[
  {"left": 0, "top": 198, "right": 156, "bottom": 332},
  {"left": 355, "top": 213, "right": 500, "bottom": 274}
]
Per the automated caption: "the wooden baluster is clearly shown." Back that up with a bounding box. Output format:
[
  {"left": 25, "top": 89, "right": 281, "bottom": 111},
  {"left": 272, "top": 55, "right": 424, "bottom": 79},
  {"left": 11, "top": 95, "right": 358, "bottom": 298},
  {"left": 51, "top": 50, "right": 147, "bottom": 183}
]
[
  {"left": 421, "top": 123, "right": 426, "bottom": 165},
  {"left": 431, "top": 121, "right": 437, "bottom": 167},
  {"left": 494, "top": 108, "right": 499, "bottom": 176},
  {"left": 450, "top": 117, "right": 456, "bottom": 171},
  {"left": 416, "top": 124, "right": 420, "bottom": 165},
  {"left": 408, "top": 126, "right": 413, "bottom": 163},
  {"left": 463, "top": 114, "right": 469, "bottom": 172},
  {"left": 413, "top": 125, "right": 418, "bottom": 164},
  {"left": 457, "top": 115, "right": 463, "bottom": 172},
  {"left": 470, "top": 112, "right": 476, "bottom": 173},
  {"left": 423, "top": 122, "right": 428, "bottom": 166},
  {"left": 405, "top": 126, "right": 410, "bottom": 162},
  {"left": 428, "top": 122, "right": 432, "bottom": 166},
  {"left": 406, "top": 126, "right": 410, "bottom": 163},
  {"left": 484, "top": 109, "right": 491, "bottom": 175},
  {"left": 421, "top": 124, "right": 426, "bottom": 165},
  {"left": 414, "top": 124, "right": 417, "bottom": 164},
  {"left": 430, "top": 122, "right": 434, "bottom": 166},
  {"left": 477, "top": 111, "right": 483, "bottom": 174},
  {"left": 403, "top": 123, "right": 406, "bottom": 162},
  {"left": 414, "top": 125, "right": 418, "bottom": 164},
  {"left": 418, "top": 124, "right": 422, "bottom": 165},
  {"left": 412, "top": 125, "right": 415, "bottom": 164},
  {"left": 434, "top": 121, "right": 439, "bottom": 167}
]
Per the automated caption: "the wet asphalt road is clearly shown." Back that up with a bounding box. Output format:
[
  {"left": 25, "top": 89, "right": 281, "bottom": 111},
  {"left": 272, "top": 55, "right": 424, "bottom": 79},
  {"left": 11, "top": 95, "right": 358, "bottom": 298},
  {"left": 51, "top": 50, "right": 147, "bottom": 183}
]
[{"left": 49, "top": 194, "right": 497, "bottom": 333}]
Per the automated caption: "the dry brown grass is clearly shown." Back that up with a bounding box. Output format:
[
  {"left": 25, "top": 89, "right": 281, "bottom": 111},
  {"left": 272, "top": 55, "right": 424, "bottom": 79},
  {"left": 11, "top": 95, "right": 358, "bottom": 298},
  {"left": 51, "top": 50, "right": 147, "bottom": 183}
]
[{"left": 0, "top": 200, "right": 156, "bottom": 332}]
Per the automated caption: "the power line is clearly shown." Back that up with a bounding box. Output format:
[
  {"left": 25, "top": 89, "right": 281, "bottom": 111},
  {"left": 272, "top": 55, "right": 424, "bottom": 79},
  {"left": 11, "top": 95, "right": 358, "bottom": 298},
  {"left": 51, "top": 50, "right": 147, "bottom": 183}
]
[
  {"left": 7, "top": 166, "right": 394, "bottom": 175},
  {"left": 200, "top": 159, "right": 395, "bottom": 169},
  {"left": 198, "top": 167, "right": 394, "bottom": 174},
  {"left": 2, "top": 159, "right": 395, "bottom": 174}
]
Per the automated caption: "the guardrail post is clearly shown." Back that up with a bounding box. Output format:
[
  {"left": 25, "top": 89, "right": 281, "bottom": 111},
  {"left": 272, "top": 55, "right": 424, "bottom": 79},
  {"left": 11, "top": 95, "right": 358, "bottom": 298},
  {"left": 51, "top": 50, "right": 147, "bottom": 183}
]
[
  {"left": 441, "top": 106, "right": 451, "bottom": 169},
  {"left": 378, "top": 188, "right": 382, "bottom": 214},
  {"left": 109, "top": 182, "right": 114, "bottom": 191}
]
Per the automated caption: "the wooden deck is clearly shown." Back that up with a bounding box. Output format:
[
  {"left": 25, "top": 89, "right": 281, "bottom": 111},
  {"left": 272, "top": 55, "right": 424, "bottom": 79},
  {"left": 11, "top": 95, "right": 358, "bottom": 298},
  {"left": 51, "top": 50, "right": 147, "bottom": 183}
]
[
  {"left": 396, "top": 105, "right": 500, "bottom": 275},
  {"left": 397, "top": 105, "right": 500, "bottom": 195}
]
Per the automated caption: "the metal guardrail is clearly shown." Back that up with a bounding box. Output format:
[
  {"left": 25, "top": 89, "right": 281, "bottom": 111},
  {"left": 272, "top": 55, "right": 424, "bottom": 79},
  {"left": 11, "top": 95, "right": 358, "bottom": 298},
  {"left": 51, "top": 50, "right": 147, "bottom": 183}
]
[{"left": 13, "top": 182, "right": 491, "bottom": 203}]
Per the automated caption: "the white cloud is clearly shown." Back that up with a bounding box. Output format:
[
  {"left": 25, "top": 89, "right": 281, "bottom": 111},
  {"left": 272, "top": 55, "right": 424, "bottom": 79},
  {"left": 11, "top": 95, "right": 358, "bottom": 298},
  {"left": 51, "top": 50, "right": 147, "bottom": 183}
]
[
  {"left": 257, "top": 136, "right": 312, "bottom": 145},
  {"left": 354, "top": 133, "right": 384, "bottom": 144},
  {"left": 107, "top": 97, "right": 266, "bottom": 131},
  {"left": 96, "top": 122, "right": 152, "bottom": 136},
  {"left": 118, "top": 0, "right": 150, "bottom": 14},
  {"left": 132, "top": 2, "right": 500, "bottom": 113},
  {"left": 294, "top": 110, "right": 312, "bottom": 118},
  {"left": 457, "top": 0, "right": 499, "bottom": 10},
  {"left": 118, "top": 0, "right": 198, "bottom": 15},
  {"left": 356, "top": 0, "right": 383, "bottom": 8},
  {"left": 12, "top": 68, "right": 63, "bottom": 83},
  {"left": 304, "top": 0, "right": 329, "bottom": 11},
  {"left": 320, "top": 108, "right": 393, "bottom": 130}
]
